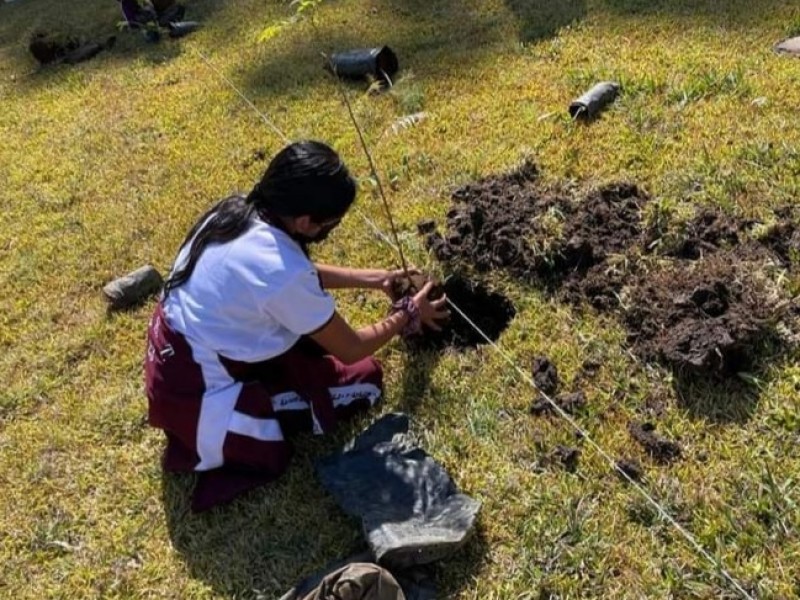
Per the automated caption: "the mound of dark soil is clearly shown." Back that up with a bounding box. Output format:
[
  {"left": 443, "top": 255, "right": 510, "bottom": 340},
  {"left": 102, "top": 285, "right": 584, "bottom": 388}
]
[
  {"left": 425, "top": 162, "right": 566, "bottom": 276},
  {"left": 624, "top": 254, "right": 784, "bottom": 374},
  {"left": 425, "top": 164, "right": 647, "bottom": 287},
  {"left": 423, "top": 163, "right": 799, "bottom": 378},
  {"left": 760, "top": 216, "right": 800, "bottom": 269}
]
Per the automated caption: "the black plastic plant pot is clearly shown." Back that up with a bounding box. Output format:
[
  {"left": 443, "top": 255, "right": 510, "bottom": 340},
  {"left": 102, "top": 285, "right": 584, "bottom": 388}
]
[
  {"left": 569, "top": 81, "right": 621, "bottom": 120},
  {"left": 326, "top": 46, "right": 399, "bottom": 84}
]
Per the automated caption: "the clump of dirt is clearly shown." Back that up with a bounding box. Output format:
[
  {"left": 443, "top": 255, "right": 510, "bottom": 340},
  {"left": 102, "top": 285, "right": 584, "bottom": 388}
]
[
  {"left": 558, "top": 183, "right": 647, "bottom": 267},
  {"left": 425, "top": 161, "right": 566, "bottom": 276},
  {"left": 398, "top": 275, "right": 516, "bottom": 351},
  {"left": 390, "top": 272, "right": 446, "bottom": 304},
  {"left": 531, "top": 356, "right": 559, "bottom": 395},
  {"left": 579, "top": 359, "right": 602, "bottom": 377},
  {"left": 530, "top": 391, "right": 586, "bottom": 416},
  {"left": 615, "top": 459, "right": 644, "bottom": 482},
  {"left": 550, "top": 446, "right": 580, "bottom": 473},
  {"left": 628, "top": 422, "right": 682, "bottom": 463},
  {"left": 623, "top": 254, "right": 784, "bottom": 374}
]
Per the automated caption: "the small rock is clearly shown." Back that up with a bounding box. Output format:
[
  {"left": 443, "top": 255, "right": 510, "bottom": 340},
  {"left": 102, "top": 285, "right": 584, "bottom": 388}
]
[{"left": 417, "top": 219, "right": 436, "bottom": 235}]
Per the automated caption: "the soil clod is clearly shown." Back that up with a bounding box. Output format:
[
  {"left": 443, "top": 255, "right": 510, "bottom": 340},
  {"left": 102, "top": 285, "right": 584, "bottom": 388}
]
[
  {"left": 551, "top": 445, "right": 580, "bottom": 472},
  {"left": 628, "top": 421, "right": 682, "bottom": 463},
  {"left": 530, "top": 390, "right": 586, "bottom": 416},
  {"left": 615, "top": 459, "right": 643, "bottom": 482},
  {"left": 654, "top": 210, "right": 743, "bottom": 260},
  {"left": 624, "top": 255, "right": 784, "bottom": 374},
  {"left": 532, "top": 356, "right": 559, "bottom": 395},
  {"left": 416, "top": 219, "right": 437, "bottom": 235}
]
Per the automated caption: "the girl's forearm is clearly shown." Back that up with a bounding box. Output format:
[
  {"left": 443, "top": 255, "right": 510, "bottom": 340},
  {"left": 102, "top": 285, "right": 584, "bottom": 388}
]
[{"left": 316, "top": 264, "right": 386, "bottom": 290}]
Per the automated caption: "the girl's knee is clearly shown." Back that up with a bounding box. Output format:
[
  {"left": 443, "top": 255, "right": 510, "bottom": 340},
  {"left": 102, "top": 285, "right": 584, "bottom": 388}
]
[{"left": 364, "top": 356, "right": 383, "bottom": 389}]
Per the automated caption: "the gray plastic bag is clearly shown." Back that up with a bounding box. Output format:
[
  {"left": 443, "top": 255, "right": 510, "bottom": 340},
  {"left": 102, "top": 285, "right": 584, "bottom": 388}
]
[{"left": 316, "top": 414, "right": 480, "bottom": 570}]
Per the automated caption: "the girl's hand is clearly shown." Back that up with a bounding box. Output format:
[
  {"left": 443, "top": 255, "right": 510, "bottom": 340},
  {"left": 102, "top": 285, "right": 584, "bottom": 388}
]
[
  {"left": 381, "top": 267, "right": 421, "bottom": 299},
  {"left": 412, "top": 281, "right": 451, "bottom": 331}
]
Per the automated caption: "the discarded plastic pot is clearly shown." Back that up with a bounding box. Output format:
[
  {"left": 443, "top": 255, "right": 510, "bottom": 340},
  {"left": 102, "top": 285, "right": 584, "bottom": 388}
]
[
  {"left": 325, "top": 46, "right": 399, "bottom": 84},
  {"left": 569, "top": 81, "right": 621, "bottom": 121},
  {"left": 103, "top": 265, "right": 163, "bottom": 310},
  {"left": 168, "top": 21, "right": 200, "bottom": 38},
  {"left": 774, "top": 36, "right": 800, "bottom": 57},
  {"left": 64, "top": 42, "right": 105, "bottom": 64}
]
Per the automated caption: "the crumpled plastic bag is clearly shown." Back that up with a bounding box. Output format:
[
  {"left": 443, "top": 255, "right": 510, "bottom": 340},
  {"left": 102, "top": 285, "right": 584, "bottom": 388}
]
[
  {"left": 316, "top": 413, "right": 480, "bottom": 569},
  {"left": 279, "top": 552, "right": 436, "bottom": 600},
  {"left": 280, "top": 561, "right": 405, "bottom": 600}
]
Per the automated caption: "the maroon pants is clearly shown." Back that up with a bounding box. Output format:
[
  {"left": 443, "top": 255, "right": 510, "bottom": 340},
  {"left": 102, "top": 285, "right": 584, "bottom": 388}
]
[{"left": 145, "top": 304, "right": 383, "bottom": 510}]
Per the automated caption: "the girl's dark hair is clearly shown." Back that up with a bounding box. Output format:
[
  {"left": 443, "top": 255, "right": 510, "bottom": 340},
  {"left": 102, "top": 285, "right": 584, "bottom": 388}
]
[{"left": 163, "top": 140, "right": 356, "bottom": 296}]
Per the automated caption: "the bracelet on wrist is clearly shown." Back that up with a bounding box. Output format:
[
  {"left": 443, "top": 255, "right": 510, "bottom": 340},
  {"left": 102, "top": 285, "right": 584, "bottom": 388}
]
[{"left": 390, "top": 296, "right": 422, "bottom": 337}]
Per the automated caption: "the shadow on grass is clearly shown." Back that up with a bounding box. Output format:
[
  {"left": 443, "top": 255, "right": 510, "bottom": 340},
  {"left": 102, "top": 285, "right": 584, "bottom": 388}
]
[
  {"left": 159, "top": 367, "right": 488, "bottom": 597},
  {"left": 160, "top": 454, "right": 368, "bottom": 598},
  {"left": 239, "top": 0, "right": 589, "bottom": 100},
  {"left": 672, "top": 372, "right": 761, "bottom": 424},
  {"left": 396, "top": 348, "right": 441, "bottom": 414},
  {"left": 670, "top": 345, "right": 793, "bottom": 424},
  {"left": 599, "top": 0, "right": 792, "bottom": 21},
  {"left": 505, "top": 0, "right": 587, "bottom": 43},
  {"left": 239, "top": 14, "right": 503, "bottom": 102}
]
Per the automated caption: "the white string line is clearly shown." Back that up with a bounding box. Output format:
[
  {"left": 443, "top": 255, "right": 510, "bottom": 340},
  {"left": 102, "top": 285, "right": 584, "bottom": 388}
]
[
  {"left": 191, "top": 47, "right": 290, "bottom": 144},
  {"left": 191, "top": 47, "right": 755, "bottom": 600}
]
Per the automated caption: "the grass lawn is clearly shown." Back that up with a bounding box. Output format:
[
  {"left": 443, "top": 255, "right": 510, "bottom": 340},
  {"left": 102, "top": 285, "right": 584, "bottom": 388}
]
[{"left": 1, "top": 0, "right": 799, "bottom": 597}]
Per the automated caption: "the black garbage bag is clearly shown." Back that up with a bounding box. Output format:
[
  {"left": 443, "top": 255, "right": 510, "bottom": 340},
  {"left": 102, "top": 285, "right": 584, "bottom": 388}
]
[{"left": 316, "top": 414, "right": 481, "bottom": 570}]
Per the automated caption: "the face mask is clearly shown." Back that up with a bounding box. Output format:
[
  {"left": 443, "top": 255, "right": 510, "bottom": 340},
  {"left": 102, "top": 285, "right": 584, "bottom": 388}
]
[{"left": 293, "top": 218, "right": 341, "bottom": 245}]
